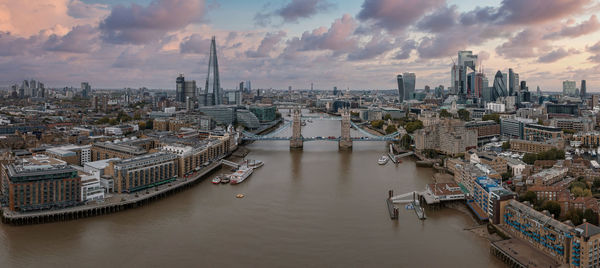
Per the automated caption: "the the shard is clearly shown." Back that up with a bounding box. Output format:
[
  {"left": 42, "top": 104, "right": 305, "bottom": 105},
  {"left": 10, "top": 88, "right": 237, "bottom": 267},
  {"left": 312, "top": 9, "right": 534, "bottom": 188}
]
[{"left": 205, "top": 36, "right": 221, "bottom": 106}]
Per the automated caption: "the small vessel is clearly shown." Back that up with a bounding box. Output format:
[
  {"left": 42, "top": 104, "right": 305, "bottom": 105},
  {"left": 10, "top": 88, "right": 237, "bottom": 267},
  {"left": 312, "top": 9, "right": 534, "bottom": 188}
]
[
  {"left": 236, "top": 194, "right": 245, "bottom": 198},
  {"left": 221, "top": 176, "right": 230, "bottom": 184},
  {"left": 378, "top": 156, "right": 389, "bottom": 165},
  {"left": 246, "top": 159, "right": 264, "bottom": 168},
  {"left": 230, "top": 166, "right": 254, "bottom": 185},
  {"left": 211, "top": 176, "right": 221, "bottom": 184}
]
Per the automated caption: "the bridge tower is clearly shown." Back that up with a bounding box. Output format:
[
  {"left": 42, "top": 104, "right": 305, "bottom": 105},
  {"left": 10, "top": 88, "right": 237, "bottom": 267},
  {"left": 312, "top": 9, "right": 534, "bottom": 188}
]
[
  {"left": 290, "top": 108, "right": 303, "bottom": 149},
  {"left": 339, "top": 107, "right": 352, "bottom": 150}
]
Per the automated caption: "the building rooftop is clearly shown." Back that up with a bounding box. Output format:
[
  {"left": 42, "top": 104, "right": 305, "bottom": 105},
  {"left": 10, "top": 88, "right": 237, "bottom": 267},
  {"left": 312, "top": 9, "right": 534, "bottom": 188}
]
[
  {"left": 574, "top": 222, "right": 600, "bottom": 239},
  {"left": 6, "top": 155, "right": 76, "bottom": 179},
  {"left": 114, "top": 152, "right": 177, "bottom": 170}
]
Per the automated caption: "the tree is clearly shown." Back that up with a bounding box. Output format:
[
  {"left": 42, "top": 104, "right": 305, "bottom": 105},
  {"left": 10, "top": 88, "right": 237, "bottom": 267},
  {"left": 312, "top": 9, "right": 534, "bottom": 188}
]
[
  {"left": 383, "top": 114, "right": 392, "bottom": 121},
  {"left": 440, "top": 109, "right": 452, "bottom": 118},
  {"left": 542, "top": 201, "right": 561, "bottom": 218},
  {"left": 371, "top": 120, "right": 384, "bottom": 129},
  {"left": 523, "top": 153, "right": 537, "bottom": 164},
  {"left": 565, "top": 209, "right": 585, "bottom": 225},
  {"left": 400, "top": 134, "right": 412, "bottom": 150},
  {"left": 520, "top": 191, "right": 537, "bottom": 204},
  {"left": 482, "top": 113, "right": 500, "bottom": 123},
  {"left": 385, "top": 125, "right": 397, "bottom": 134},
  {"left": 138, "top": 121, "right": 146, "bottom": 130},
  {"left": 97, "top": 116, "right": 110, "bottom": 124},
  {"left": 501, "top": 172, "right": 512, "bottom": 181},
  {"left": 584, "top": 209, "right": 599, "bottom": 225},
  {"left": 537, "top": 119, "right": 544, "bottom": 125},
  {"left": 404, "top": 120, "right": 423, "bottom": 133},
  {"left": 457, "top": 109, "right": 470, "bottom": 121},
  {"left": 501, "top": 141, "right": 510, "bottom": 150},
  {"left": 146, "top": 119, "right": 154, "bottom": 130},
  {"left": 133, "top": 111, "right": 142, "bottom": 120},
  {"left": 108, "top": 118, "right": 118, "bottom": 125}
]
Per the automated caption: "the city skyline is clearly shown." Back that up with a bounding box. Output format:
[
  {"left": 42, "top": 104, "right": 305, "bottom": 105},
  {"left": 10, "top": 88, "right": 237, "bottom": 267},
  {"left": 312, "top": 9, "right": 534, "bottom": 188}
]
[{"left": 0, "top": 0, "right": 599, "bottom": 91}]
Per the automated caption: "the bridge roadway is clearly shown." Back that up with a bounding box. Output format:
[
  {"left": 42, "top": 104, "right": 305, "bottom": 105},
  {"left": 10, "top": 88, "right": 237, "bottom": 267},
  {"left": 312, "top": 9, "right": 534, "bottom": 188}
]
[
  {"left": 242, "top": 136, "right": 401, "bottom": 142},
  {"left": 1, "top": 160, "right": 225, "bottom": 225}
]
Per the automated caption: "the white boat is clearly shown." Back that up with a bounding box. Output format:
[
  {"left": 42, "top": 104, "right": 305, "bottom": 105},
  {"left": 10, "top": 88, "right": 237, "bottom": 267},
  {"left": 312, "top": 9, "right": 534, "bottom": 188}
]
[
  {"left": 229, "top": 166, "right": 254, "bottom": 185},
  {"left": 246, "top": 159, "right": 264, "bottom": 168},
  {"left": 378, "top": 156, "right": 389, "bottom": 165}
]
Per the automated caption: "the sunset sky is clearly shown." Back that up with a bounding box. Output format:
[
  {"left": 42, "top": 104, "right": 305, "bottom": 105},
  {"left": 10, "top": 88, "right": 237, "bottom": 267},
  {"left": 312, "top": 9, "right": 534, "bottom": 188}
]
[{"left": 0, "top": 0, "right": 599, "bottom": 91}]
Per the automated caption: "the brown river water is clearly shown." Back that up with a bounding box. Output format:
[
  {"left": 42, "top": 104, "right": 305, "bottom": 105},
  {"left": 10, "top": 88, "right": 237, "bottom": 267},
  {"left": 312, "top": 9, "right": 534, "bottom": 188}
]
[{"left": 0, "top": 112, "right": 503, "bottom": 267}]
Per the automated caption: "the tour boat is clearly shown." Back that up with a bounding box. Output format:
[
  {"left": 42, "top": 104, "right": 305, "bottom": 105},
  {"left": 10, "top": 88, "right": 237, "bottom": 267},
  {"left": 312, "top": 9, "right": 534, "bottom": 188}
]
[
  {"left": 220, "top": 176, "right": 230, "bottom": 184},
  {"left": 378, "top": 156, "right": 389, "bottom": 165},
  {"left": 211, "top": 177, "right": 221, "bottom": 184},
  {"left": 229, "top": 166, "right": 254, "bottom": 185}
]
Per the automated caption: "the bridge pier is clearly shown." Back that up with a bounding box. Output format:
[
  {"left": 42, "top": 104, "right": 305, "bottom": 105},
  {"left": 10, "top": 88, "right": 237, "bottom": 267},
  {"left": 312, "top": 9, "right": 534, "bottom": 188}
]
[
  {"left": 290, "top": 108, "right": 303, "bottom": 149},
  {"left": 338, "top": 108, "right": 352, "bottom": 150}
]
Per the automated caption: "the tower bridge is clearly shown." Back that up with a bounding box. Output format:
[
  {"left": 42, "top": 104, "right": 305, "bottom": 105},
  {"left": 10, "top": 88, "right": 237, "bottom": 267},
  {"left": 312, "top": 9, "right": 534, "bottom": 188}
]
[{"left": 241, "top": 108, "right": 402, "bottom": 150}]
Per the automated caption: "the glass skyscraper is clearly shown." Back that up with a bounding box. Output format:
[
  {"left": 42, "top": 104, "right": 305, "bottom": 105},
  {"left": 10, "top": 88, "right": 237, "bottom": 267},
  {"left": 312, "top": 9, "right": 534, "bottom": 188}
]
[{"left": 205, "top": 36, "right": 221, "bottom": 106}]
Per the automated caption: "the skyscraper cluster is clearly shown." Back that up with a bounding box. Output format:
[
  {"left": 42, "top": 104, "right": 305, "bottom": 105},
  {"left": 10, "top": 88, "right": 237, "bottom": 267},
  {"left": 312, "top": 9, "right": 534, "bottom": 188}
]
[
  {"left": 175, "top": 74, "right": 197, "bottom": 103},
  {"left": 81, "top": 82, "right": 91, "bottom": 98},
  {"left": 562, "top": 80, "right": 587, "bottom": 99},
  {"left": 451, "top": 51, "right": 478, "bottom": 97},
  {"left": 12, "top": 79, "right": 45, "bottom": 99},
  {"left": 175, "top": 36, "right": 223, "bottom": 107}
]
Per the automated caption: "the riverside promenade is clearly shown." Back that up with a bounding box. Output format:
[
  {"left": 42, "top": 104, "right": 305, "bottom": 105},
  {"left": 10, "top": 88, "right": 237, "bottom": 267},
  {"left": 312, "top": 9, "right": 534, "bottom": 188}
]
[{"left": 1, "top": 161, "right": 223, "bottom": 226}]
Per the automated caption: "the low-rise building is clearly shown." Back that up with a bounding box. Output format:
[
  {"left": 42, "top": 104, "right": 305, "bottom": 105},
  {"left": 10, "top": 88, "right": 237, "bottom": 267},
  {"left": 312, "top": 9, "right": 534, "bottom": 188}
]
[
  {"left": 528, "top": 167, "right": 568, "bottom": 186},
  {"left": 80, "top": 175, "right": 104, "bottom": 202},
  {"left": 509, "top": 138, "right": 564, "bottom": 154}
]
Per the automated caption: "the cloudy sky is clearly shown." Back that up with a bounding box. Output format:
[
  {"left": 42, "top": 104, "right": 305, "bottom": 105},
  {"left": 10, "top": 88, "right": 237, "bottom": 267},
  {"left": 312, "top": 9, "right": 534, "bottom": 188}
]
[{"left": 0, "top": 0, "right": 599, "bottom": 91}]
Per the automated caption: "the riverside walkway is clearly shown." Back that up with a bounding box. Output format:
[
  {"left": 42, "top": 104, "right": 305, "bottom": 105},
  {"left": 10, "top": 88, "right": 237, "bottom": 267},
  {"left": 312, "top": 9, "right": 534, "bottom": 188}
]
[{"left": 1, "top": 160, "right": 224, "bottom": 225}]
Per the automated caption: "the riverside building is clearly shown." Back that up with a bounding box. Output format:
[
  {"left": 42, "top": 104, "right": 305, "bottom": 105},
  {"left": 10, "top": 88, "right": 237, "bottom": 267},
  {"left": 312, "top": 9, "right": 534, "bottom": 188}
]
[
  {"left": 0, "top": 155, "right": 81, "bottom": 211},
  {"left": 107, "top": 152, "right": 178, "bottom": 193}
]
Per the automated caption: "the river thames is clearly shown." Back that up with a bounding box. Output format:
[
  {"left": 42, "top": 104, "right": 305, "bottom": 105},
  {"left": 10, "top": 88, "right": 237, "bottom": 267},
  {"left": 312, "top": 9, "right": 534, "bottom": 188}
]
[{"left": 0, "top": 112, "right": 503, "bottom": 267}]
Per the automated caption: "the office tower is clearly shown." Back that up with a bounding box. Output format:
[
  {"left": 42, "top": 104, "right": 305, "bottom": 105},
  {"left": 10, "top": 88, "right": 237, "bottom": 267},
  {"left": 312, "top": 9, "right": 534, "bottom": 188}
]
[
  {"left": 403, "top": 72, "right": 416, "bottom": 101},
  {"left": 473, "top": 73, "right": 485, "bottom": 98},
  {"left": 310, "top": 83, "right": 313, "bottom": 91},
  {"left": 81, "top": 82, "right": 91, "bottom": 98},
  {"left": 205, "top": 36, "right": 221, "bottom": 106},
  {"left": 184, "top": 80, "right": 196, "bottom": 103},
  {"left": 563, "top": 80, "right": 576, "bottom": 96},
  {"left": 38, "top": 83, "right": 45, "bottom": 98},
  {"left": 453, "top": 51, "right": 478, "bottom": 96},
  {"left": 514, "top": 73, "right": 519, "bottom": 92},
  {"left": 581, "top": 80, "right": 587, "bottom": 98},
  {"left": 397, "top": 74, "right": 405, "bottom": 102},
  {"left": 288, "top": 86, "right": 292, "bottom": 92},
  {"left": 536, "top": 86, "right": 542, "bottom": 96},
  {"left": 333, "top": 86, "right": 338, "bottom": 96},
  {"left": 424, "top": 85, "right": 430, "bottom": 93},
  {"left": 434, "top": 85, "right": 443, "bottom": 98},
  {"left": 176, "top": 74, "right": 185, "bottom": 102},
  {"left": 492, "top": 70, "right": 507, "bottom": 101},
  {"left": 508, "top": 69, "right": 515, "bottom": 96},
  {"left": 239, "top": 82, "right": 244, "bottom": 93},
  {"left": 246, "top": 80, "right": 251, "bottom": 93},
  {"left": 467, "top": 72, "right": 475, "bottom": 97}
]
